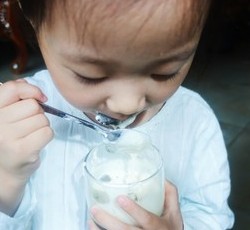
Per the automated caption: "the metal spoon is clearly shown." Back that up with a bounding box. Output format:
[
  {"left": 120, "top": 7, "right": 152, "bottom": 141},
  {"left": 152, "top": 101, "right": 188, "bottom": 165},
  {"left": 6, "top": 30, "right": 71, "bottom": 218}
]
[
  {"left": 95, "top": 112, "right": 137, "bottom": 129},
  {"left": 39, "top": 103, "right": 123, "bottom": 141}
]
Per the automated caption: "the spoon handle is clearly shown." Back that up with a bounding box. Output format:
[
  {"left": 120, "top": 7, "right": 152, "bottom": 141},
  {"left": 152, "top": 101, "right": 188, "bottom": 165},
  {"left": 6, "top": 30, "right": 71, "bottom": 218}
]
[
  {"left": 39, "top": 103, "right": 103, "bottom": 132},
  {"left": 39, "top": 103, "right": 120, "bottom": 141}
]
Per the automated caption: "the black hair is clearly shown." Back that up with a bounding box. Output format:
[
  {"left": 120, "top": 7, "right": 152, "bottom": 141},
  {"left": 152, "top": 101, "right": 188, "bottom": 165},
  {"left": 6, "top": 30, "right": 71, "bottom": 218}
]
[{"left": 18, "top": 0, "right": 212, "bottom": 34}]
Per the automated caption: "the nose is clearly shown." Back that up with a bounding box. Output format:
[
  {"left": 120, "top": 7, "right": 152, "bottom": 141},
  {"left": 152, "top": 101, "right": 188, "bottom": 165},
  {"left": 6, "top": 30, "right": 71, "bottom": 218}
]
[{"left": 106, "top": 86, "right": 146, "bottom": 118}]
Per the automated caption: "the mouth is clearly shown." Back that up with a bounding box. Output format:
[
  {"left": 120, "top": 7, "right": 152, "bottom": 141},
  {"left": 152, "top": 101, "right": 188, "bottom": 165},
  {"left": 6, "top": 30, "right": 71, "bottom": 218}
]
[{"left": 95, "top": 112, "right": 138, "bottom": 129}]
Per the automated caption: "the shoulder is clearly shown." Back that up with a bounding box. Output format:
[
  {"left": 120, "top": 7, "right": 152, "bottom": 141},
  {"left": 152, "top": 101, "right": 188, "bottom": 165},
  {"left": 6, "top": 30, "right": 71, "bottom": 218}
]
[
  {"left": 165, "top": 86, "right": 215, "bottom": 122},
  {"left": 143, "top": 86, "right": 217, "bottom": 132},
  {"left": 158, "top": 86, "right": 221, "bottom": 137},
  {"left": 171, "top": 86, "right": 211, "bottom": 111},
  {"left": 172, "top": 87, "right": 223, "bottom": 143}
]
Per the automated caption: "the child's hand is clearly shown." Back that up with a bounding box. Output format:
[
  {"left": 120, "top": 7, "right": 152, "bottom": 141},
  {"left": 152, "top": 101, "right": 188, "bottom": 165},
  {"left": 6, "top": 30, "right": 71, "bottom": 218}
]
[
  {"left": 89, "top": 181, "right": 183, "bottom": 230},
  {"left": 0, "top": 80, "right": 53, "bottom": 215}
]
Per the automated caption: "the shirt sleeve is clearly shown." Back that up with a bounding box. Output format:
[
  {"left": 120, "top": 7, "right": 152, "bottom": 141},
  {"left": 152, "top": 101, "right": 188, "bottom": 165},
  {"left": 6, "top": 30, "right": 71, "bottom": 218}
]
[
  {"left": 179, "top": 112, "right": 234, "bottom": 230},
  {"left": 0, "top": 182, "right": 36, "bottom": 230}
]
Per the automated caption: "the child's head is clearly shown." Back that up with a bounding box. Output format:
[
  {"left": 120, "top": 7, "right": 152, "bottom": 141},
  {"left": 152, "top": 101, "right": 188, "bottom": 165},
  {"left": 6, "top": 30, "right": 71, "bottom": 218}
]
[{"left": 19, "top": 0, "right": 211, "bottom": 125}]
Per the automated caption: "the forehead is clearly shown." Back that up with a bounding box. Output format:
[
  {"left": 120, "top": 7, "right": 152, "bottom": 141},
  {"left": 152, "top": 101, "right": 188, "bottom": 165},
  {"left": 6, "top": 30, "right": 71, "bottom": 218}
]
[{"left": 41, "top": 0, "right": 207, "bottom": 60}]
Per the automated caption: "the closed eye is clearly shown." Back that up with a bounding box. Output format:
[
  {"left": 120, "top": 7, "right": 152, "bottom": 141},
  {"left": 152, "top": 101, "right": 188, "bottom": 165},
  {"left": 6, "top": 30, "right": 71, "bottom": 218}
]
[
  {"left": 151, "top": 72, "right": 179, "bottom": 82},
  {"left": 74, "top": 73, "right": 107, "bottom": 85}
]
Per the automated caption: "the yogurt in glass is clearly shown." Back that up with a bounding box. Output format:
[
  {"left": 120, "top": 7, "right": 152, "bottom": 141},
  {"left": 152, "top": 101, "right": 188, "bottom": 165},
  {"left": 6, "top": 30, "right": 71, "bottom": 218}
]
[{"left": 84, "top": 129, "right": 165, "bottom": 226}]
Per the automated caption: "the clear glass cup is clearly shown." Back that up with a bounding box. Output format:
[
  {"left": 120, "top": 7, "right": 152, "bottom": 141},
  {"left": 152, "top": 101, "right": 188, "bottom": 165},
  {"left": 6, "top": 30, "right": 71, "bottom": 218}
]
[{"left": 84, "top": 129, "right": 165, "bottom": 226}]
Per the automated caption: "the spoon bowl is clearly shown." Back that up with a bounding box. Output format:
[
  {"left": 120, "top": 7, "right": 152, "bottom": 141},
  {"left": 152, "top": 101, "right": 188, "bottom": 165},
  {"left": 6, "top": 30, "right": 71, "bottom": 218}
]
[{"left": 95, "top": 112, "right": 137, "bottom": 129}]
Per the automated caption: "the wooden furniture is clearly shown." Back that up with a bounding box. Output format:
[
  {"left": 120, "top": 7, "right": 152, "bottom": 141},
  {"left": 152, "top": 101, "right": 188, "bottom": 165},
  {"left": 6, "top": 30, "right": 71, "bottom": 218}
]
[{"left": 0, "top": 0, "right": 28, "bottom": 74}]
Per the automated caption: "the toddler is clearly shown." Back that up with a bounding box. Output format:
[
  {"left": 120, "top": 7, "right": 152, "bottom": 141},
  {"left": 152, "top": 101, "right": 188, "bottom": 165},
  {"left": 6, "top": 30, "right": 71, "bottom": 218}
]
[{"left": 0, "top": 0, "right": 234, "bottom": 229}]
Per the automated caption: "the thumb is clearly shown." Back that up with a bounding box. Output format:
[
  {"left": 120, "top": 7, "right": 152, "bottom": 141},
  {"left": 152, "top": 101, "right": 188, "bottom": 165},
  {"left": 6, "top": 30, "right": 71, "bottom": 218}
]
[{"left": 163, "top": 181, "right": 181, "bottom": 214}]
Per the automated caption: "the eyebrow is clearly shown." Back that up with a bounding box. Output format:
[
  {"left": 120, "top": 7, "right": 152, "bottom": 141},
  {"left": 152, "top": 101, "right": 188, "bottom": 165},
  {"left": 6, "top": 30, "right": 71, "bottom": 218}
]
[
  {"left": 62, "top": 47, "right": 196, "bottom": 67},
  {"left": 153, "top": 49, "right": 196, "bottom": 65},
  {"left": 62, "top": 52, "right": 109, "bottom": 66}
]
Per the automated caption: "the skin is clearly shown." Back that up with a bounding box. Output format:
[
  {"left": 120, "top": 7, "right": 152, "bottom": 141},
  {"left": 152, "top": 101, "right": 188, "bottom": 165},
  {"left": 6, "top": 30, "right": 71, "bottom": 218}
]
[
  {"left": 88, "top": 181, "right": 183, "bottom": 230},
  {"left": 0, "top": 0, "right": 207, "bottom": 228},
  {"left": 38, "top": 1, "right": 200, "bottom": 126},
  {"left": 0, "top": 79, "right": 53, "bottom": 215}
]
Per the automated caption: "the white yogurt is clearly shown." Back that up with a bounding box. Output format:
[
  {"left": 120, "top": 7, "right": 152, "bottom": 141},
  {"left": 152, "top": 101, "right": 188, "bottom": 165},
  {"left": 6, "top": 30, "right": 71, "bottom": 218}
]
[{"left": 85, "top": 130, "right": 164, "bottom": 225}]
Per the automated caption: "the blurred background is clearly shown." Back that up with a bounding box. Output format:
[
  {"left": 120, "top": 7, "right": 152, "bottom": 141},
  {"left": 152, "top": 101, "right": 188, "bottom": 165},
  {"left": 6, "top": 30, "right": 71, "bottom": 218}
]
[{"left": 0, "top": 0, "right": 250, "bottom": 229}]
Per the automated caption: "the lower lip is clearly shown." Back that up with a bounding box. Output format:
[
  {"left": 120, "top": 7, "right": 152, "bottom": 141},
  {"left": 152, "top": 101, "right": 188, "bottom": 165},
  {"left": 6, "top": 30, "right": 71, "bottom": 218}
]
[{"left": 94, "top": 112, "right": 141, "bottom": 128}]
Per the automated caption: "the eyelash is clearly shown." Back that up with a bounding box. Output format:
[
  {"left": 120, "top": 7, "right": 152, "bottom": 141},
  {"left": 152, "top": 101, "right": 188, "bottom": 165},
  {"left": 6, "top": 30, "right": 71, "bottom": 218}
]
[
  {"left": 75, "top": 74, "right": 106, "bottom": 85},
  {"left": 151, "top": 72, "right": 179, "bottom": 82},
  {"left": 74, "top": 71, "right": 179, "bottom": 85}
]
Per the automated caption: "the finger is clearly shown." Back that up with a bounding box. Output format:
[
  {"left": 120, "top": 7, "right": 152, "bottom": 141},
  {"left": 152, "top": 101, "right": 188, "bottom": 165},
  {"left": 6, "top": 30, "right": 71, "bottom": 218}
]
[
  {"left": 4, "top": 125, "right": 54, "bottom": 163},
  {"left": 117, "top": 195, "right": 160, "bottom": 229},
  {"left": 0, "top": 113, "right": 50, "bottom": 146},
  {"left": 90, "top": 205, "right": 136, "bottom": 230},
  {"left": 11, "top": 113, "right": 51, "bottom": 139},
  {"left": 15, "top": 78, "right": 26, "bottom": 83},
  {"left": 21, "top": 126, "right": 54, "bottom": 154},
  {"left": 0, "top": 99, "right": 44, "bottom": 123},
  {"left": 9, "top": 127, "right": 53, "bottom": 168},
  {"left": 162, "top": 181, "right": 183, "bottom": 229},
  {"left": 0, "top": 80, "right": 47, "bottom": 108},
  {"left": 163, "top": 181, "right": 180, "bottom": 213},
  {"left": 88, "top": 219, "right": 101, "bottom": 230},
  {"left": 0, "top": 125, "right": 53, "bottom": 171}
]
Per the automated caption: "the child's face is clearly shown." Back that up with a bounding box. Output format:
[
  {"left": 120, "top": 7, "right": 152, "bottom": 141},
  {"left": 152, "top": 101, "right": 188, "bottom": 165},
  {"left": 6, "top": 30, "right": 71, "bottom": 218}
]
[{"left": 38, "top": 1, "right": 205, "bottom": 126}]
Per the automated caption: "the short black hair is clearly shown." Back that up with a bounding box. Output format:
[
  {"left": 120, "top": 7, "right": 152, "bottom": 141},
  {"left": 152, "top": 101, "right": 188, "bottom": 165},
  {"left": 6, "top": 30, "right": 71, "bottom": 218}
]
[{"left": 19, "top": 0, "right": 212, "bottom": 34}]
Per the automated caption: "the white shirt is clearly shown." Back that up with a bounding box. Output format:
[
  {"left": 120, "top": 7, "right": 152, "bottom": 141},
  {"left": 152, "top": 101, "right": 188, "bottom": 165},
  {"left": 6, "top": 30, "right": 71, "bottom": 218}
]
[{"left": 0, "top": 70, "right": 234, "bottom": 229}]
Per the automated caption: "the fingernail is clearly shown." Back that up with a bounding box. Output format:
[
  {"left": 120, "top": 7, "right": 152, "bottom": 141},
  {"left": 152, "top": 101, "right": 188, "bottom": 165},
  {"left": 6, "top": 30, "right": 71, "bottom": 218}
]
[
  {"left": 16, "top": 79, "right": 23, "bottom": 81},
  {"left": 41, "top": 94, "right": 48, "bottom": 102},
  {"left": 91, "top": 206, "right": 98, "bottom": 215},
  {"left": 117, "top": 195, "right": 129, "bottom": 207}
]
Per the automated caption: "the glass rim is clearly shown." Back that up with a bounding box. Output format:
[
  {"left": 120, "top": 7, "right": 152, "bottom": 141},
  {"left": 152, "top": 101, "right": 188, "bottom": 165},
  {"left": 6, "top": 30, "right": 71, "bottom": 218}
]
[
  {"left": 84, "top": 162, "right": 163, "bottom": 187},
  {"left": 84, "top": 143, "right": 163, "bottom": 187}
]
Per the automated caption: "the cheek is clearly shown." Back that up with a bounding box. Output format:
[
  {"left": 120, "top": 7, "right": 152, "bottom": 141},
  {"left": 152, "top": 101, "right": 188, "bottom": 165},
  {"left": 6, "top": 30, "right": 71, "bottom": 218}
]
[
  {"left": 150, "top": 76, "right": 186, "bottom": 104},
  {"left": 151, "top": 58, "right": 193, "bottom": 103},
  {"left": 39, "top": 43, "right": 101, "bottom": 111},
  {"left": 59, "top": 88, "right": 100, "bottom": 111},
  {"left": 44, "top": 58, "right": 108, "bottom": 112},
  {"left": 49, "top": 71, "right": 103, "bottom": 112},
  {"left": 149, "top": 85, "right": 177, "bottom": 104}
]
